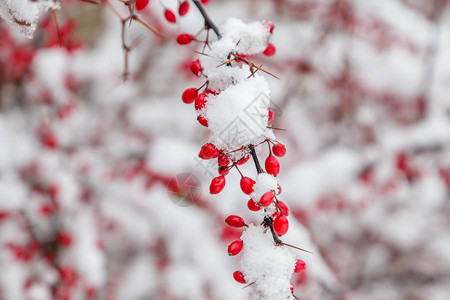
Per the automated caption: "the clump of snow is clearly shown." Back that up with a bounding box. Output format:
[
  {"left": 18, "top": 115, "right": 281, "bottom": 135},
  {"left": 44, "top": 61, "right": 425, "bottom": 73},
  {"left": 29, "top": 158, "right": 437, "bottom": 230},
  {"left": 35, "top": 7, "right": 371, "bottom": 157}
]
[
  {"left": 250, "top": 173, "right": 278, "bottom": 204},
  {"left": 0, "top": 0, "right": 59, "bottom": 38},
  {"left": 206, "top": 75, "right": 274, "bottom": 152},
  {"left": 240, "top": 225, "right": 295, "bottom": 300},
  {"left": 221, "top": 18, "right": 271, "bottom": 55}
]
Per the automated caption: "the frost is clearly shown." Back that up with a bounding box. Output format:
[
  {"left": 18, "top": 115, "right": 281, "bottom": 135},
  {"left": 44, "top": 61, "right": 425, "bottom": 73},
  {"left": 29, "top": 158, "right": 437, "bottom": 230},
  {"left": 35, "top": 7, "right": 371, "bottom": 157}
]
[
  {"left": 240, "top": 225, "right": 295, "bottom": 300},
  {"left": 0, "top": 0, "right": 59, "bottom": 38}
]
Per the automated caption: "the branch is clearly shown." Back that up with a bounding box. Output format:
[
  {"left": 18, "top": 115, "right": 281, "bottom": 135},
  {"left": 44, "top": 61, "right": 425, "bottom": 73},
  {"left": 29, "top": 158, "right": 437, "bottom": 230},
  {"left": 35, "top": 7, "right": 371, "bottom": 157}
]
[{"left": 192, "top": 0, "right": 222, "bottom": 39}]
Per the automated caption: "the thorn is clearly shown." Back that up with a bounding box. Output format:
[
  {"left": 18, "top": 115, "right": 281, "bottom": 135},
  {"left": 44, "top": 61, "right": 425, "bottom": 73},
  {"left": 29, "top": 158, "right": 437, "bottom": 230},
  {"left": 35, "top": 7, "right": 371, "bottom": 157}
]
[
  {"left": 243, "top": 281, "right": 256, "bottom": 289},
  {"left": 134, "top": 16, "right": 164, "bottom": 39},
  {"left": 51, "top": 9, "right": 62, "bottom": 47},
  {"left": 280, "top": 242, "right": 313, "bottom": 254},
  {"left": 217, "top": 57, "right": 237, "bottom": 68},
  {"left": 267, "top": 126, "right": 287, "bottom": 131},
  {"left": 194, "top": 51, "right": 209, "bottom": 56}
]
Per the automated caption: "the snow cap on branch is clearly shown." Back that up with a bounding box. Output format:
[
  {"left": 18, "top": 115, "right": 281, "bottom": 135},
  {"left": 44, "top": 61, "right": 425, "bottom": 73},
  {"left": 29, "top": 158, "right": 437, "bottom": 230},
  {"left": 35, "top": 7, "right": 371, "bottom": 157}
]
[{"left": 240, "top": 225, "right": 296, "bottom": 300}]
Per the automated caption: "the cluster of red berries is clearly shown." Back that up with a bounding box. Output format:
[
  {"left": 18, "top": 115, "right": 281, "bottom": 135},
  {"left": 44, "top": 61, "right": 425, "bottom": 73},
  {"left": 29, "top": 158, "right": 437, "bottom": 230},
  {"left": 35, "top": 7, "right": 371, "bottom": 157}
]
[
  {"left": 177, "top": 14, "right": 300, "bottom": 294},
  {"left": 135, "top": 0, "right": 210, "bottom": 23},
  {"left": 223, "top": 215, "right": 307, "bottom": 287}
]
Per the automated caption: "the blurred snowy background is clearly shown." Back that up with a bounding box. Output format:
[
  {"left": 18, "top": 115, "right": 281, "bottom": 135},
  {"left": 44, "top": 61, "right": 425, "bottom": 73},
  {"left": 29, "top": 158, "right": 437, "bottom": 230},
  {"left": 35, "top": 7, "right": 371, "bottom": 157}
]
[{"left": 1, "top": 0, "right": 450, "bottom": 299}]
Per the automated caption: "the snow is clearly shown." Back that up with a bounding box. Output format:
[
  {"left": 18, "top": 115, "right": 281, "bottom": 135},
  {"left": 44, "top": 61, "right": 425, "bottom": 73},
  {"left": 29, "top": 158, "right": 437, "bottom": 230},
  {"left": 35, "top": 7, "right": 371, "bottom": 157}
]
[
  {"left": 0, "top": 0, "right": 59, "bottom": 38},
  {"left": 240, "top": 225, "right": 295, "bottom": 300},
  {"left": 206, "top": 75, "right": 274, "bottom": 152}
]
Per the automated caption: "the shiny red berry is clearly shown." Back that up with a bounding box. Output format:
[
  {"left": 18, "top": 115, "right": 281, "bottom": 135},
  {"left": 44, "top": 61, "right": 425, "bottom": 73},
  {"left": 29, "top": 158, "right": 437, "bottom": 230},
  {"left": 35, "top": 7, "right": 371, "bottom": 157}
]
[
  {"left": 240, "top": 177, "right": 255, "bottom": 195},
  {"left": 272, "top": 143, "right": 286, "bottom": 157},
  {"left": 277, "top": 184, "right": 282, "bottom": 195},
  {"left": 218, "top": 155, "right": 229, "bottom": 166},
  {"left": 164, "top": 9, "right": 176, "bottom": 23},
  {"left": 225, "top": 215, "right": 245, "bottom": 228},
  {"left": 259, "top": 191, "right": 274, "bottom": 207},
  {"left": 135, "top": 0, "right": 149, "bottom": 10},
  {"left": 210, "top": 176, "right": 225, "bottom": 194},
  {"left": 236, "top": 155, "right": 250, "bottom": 165},
  {"left": 182, "top": 88, "right": 197, "bottom": 103},
  {"left": 218, "top": 166, "right": 229, "bottom": 176},
  {"left": 197, "top": 115, "right": 208, "bottom": 127},
  {"left": 265, "top": 155, "right": 280, "bottom": 176},
  {"left": 228, "top": 240, "right": 243, "bottom": 256},
  {"left": 178, "top": 1, "right": 190, "bottom": 16},
  {"left": 200, "top": 143, "right": 220, "bottom": 159},
  {"left": 277, "top": 200, "right": 289, "bottom": 216},
  {"left": 273, "top": 215, "right": 289, "bottom": 236},
  {"left": 201, "top": 143, "right": 220, "bottom": 159},
  {"left": 268, "top": 108, "right": 274, "bottom": 122},
  {"left": 233, "top": 271, "right": 246, "bottom": 284},
  {"left": 191, "top": 59, "right": 203, "bottom": 76},
  {"left": 263, "top": 43, "right": 276, "bottom": 56},
  {"left": 195, "top": 93, "right": 207, "bottom": 110},
  {"left": 177, "top": 33, "right": 195, "bottom": 45},
  {"left": 247, "top": 199, "right": 261, "bottom": 211},
  {"left": 294, "top": 259, "right": 306, "bottom": 273},
  {"left": 200, "top": 0, "right": 210, "bottom": 4}
]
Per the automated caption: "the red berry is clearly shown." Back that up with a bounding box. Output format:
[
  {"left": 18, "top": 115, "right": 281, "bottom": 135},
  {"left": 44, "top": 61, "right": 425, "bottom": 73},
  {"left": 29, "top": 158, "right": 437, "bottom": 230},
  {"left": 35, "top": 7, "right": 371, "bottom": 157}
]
[
  {"left": 182, "top": 88, "right": 197, "bottom": 103},
  {"left": 263, "top": 43, "right": 276, "bottom": 56},
  {"left": 247, "top": 199, "right": 261, "bottom": 211},
  {"left": 236, "top": 155, "right": 250, "bottom": 165},
  {"left": 228, "top": 240, "right": 243, "bottom": 256},
  {"left": 277, "top": 200, "right": 289, "bottom": 216},
  {"left": 218, "top": 166, "right": 229, "bottom": 176},
  {"left": 205, "top": 89, "right": 218, "bottom": 95},
  {"left": 200, "top": 0, "right": 210, "bottom": 4},
  {"left": 263, "top": 21, "right": 275, "bottom": 33},
  {"left": 177, "top": 33, "right": 195, "bottom": 45},
  {"left": 191, "top": 59, "right": 203, "bottom": 76},
  {"left": 42, "top": 131, "right": 58, "bottom": 149},
  {"left": 240, "top": 177, "right": 255, "bottom": 195},
  {"left": 218, "top": 155, "right": 229, "bottom": 166},
  {"left": 135, "top": 0, "right": 149, "bottom": 10},
  {"left": 272, "top": 143, "right": 286, "bottom": 157},
  {"left": 290, "top": 283, "right": 294, "bottom": 292},
  {"left": 197, "top": 115, "right": 208, "bottom": 127},
  {"left": 265, "top": 155, "right": 280, "bottom": 176},
  {"left": 57, "top": 232, "right": 73, "bottom": 247},
  {"left": 277, "top": 184, "right": 282, "bottom": 195},
  {"left": 225, "top": 215, "right": 245, "bottom": 228},
  {"left": 268, "top": 108, "right": 274, "bottom": 122},
  {"left": 273, "top": 216, "right": 289, "bottom": 236},
  {"left": 164, "top": 9, "right": 176, "bottom": 23},
  {"left": 198, "top": 149, "right": 208, "bottom": 160},
  {"left": 200, "top": 143, "right": 220, "bottom": 159},
  {"left": 210, "top": 176, "right": 225, "bottom": 194},
  {"left": 233, "top": 271, "right": 246, "bottom": 284},
  {"left": 294, "top": 259, "right": 306, "bottom": 273},
  {"left": 194, "top": 93, "right": 207, "bottom": 110},
  {"left": 178, "top": 1, "right": 190, "bottom": 16},
  {"left": 259, "top": 191, "right": 274, "bottom": 207}
]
